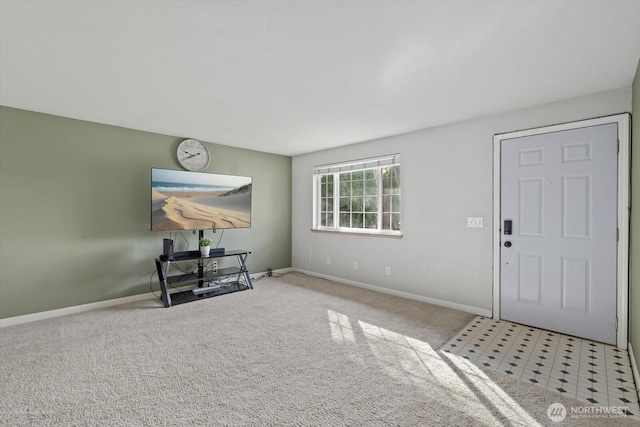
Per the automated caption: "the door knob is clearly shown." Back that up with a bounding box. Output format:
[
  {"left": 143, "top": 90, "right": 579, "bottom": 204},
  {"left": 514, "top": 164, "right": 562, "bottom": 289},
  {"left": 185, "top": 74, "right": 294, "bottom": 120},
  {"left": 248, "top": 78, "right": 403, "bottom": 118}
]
[{"left": 504, "top": 241, "right": 512, "bottom": 248}]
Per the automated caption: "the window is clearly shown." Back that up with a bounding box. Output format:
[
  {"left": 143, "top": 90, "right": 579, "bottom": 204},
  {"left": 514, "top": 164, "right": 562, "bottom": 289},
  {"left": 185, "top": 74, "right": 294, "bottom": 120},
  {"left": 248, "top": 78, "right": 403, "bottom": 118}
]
[{"left": 314, "top": 155, "right": 401, "bottom": 235}]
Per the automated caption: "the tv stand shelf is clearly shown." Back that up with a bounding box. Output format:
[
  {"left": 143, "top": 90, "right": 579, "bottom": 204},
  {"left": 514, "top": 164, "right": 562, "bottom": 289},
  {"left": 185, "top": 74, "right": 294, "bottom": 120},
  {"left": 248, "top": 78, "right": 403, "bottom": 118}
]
[{"left": 155, "top": 250, "right": 253, "bottom": 308}]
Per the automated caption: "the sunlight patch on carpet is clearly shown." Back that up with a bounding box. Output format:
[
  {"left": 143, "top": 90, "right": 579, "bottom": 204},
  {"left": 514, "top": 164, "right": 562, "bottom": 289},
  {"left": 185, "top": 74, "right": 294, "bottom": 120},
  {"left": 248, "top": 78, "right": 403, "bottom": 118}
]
[{"left": 327, "top": 309, "right": 542, "bottom": 426}]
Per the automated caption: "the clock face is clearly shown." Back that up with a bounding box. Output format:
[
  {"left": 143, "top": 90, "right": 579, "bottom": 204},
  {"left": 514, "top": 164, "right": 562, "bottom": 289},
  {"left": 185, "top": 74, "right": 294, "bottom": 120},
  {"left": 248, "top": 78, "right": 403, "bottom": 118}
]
[{"left": 177, "top": 139, "right": 210, "bottom": 171}]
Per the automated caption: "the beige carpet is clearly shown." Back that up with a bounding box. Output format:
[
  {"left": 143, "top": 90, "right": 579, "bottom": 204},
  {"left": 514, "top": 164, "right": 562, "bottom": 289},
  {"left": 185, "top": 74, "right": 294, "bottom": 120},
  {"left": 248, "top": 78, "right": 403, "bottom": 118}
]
[{"left": 1, "top": 272, "right": 636, "bottom": 426}]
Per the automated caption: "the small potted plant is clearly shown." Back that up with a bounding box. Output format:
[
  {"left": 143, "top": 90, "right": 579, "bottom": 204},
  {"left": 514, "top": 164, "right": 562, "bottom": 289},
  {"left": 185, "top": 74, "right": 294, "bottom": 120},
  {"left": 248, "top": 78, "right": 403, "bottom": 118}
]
[{"left": 199, "top": 238, "right": 212, "bottom": 257}]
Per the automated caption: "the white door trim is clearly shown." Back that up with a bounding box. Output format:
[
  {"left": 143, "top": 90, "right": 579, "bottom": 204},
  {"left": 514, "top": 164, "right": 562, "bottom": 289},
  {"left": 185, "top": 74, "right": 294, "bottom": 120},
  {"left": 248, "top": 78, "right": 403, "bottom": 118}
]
[{"left": 492, "top": 113, "right": 630, "bottom": 349}]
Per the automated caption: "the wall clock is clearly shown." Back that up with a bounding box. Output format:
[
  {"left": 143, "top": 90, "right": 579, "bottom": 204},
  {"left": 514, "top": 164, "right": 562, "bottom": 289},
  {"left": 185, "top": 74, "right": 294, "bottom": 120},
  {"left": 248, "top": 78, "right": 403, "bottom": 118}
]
[{"left": 177, "top": 139, "right": 210, "bottom": 171}]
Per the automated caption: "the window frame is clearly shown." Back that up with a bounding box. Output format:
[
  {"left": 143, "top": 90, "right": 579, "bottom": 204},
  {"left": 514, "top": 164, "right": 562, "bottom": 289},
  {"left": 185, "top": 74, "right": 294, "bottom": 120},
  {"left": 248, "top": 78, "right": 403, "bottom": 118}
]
[{"left": 312, "top": 155, "right": 402, "bottom": 237}]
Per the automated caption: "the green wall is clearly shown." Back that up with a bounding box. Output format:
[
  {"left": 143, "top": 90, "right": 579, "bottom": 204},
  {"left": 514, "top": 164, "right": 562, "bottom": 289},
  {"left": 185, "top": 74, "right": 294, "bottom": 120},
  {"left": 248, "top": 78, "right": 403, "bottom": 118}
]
[
  {"left": 631, "top": 60, "right": 640, "bottom": 366},
  {"left": 0, "top": 107, "right": 291, "bottom": 318}
]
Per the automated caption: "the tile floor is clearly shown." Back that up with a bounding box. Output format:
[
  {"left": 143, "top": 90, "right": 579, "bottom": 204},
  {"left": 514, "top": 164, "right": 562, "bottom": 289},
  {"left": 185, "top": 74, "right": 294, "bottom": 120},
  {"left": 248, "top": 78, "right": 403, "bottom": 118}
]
[{"left": 440, "top": 316, "right": 640, "bottom": 419}]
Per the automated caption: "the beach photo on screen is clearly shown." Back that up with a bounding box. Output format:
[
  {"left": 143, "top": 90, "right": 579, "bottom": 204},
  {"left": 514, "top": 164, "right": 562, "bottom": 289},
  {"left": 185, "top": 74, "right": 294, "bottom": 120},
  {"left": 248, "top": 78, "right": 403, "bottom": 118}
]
[{"left": 151, "top": 168, "right": 252, "bottom": 231}]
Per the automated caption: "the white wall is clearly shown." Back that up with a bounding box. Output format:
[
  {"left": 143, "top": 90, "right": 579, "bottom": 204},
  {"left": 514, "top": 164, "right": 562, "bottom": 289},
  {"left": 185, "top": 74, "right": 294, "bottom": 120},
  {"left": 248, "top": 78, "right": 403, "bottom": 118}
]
[{"left": 291, "top": 87, "right": 631, "bottom": 314}]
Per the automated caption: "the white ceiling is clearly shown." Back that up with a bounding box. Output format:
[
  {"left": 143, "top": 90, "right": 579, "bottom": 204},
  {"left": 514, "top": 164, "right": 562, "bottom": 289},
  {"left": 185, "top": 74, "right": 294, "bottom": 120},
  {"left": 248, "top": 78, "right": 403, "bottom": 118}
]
[{"left": 1, "top": 1, "right": 639, "bottom": 156}]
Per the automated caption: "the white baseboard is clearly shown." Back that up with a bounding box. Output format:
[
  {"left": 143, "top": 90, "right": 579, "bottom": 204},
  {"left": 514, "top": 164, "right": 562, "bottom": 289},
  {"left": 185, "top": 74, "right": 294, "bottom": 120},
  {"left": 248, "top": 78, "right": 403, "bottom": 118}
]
[
  {"left": 628, "top": 342, "right": 640, "bottom": 402},
  {"left": 1, "top": 266, "right": 489, "bottom": 326},
  {"left": 1, "top": 267, "right": 296, "bottom": 327},
  {"left": 0, "top": 292, "right": 156, "bottom": 328},
  {"left": 295, "top": 269, "right": 492, "bottom": 317}
]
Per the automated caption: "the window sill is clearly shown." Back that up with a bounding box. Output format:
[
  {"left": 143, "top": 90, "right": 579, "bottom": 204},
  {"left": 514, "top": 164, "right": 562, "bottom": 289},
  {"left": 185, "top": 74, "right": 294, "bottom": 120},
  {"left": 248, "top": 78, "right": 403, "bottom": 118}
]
[{"left": 311, "top": 228, "right": 403, "bottom": 238}]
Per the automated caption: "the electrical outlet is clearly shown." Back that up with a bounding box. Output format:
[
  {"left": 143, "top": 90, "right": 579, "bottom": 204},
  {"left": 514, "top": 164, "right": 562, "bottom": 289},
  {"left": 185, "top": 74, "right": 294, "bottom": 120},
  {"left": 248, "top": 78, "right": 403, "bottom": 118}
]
[
  {"left": 385, "top": 267, "right": 391, "bottom": 276},
  {"left": 353, "top": 261, "right": 358, "bottom": 269},
  {"left": 327, "top": 257, "right": 331, "bottom": 264},
  {"left": 211, "top": 261, "right": 218, "bottom": 273},
  {"left": 467, "top": 217, "right": 483, "bottom": 228}
]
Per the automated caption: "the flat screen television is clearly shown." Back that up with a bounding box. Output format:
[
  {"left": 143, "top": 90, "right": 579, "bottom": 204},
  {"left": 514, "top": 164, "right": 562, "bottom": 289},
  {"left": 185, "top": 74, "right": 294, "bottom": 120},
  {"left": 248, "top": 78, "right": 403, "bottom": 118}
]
[{"left": 151, "top": 168, "right": 252, "bottom": 232}]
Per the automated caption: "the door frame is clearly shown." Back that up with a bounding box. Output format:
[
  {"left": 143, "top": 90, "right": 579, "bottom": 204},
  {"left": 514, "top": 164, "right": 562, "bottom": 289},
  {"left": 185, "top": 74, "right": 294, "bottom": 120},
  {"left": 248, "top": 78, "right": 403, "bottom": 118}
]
[{"left": 492, "top": 113, "right": 631, "bottom": 349}]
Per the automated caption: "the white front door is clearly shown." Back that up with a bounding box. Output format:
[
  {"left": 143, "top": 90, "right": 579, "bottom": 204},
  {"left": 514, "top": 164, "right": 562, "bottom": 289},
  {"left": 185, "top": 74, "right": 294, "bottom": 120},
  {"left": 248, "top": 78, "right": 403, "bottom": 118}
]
[{"left": 500, "top": 123, "right": 618, "bottom": 344}]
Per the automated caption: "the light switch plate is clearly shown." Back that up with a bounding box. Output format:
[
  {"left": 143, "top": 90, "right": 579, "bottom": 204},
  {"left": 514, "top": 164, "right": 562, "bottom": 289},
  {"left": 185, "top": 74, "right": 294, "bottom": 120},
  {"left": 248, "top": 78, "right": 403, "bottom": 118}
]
[{"left": 467, "top": 217, "right": 483, "bottom": 228}]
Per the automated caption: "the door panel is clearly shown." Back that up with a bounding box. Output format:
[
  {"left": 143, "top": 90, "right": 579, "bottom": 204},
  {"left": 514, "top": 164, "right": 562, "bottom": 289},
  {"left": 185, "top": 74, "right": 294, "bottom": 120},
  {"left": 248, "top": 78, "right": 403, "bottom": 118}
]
[
  {"left": 562, "top": 257, "right": 589, "bottom": 311},
  {"left": 519, "top": 178, "right": 543, "bottom": 236},
  {"left": 518, "top": 253, "right": 542, "bottom": 303},
  {"left": 563, "top": 175, "right": 591, "bottom": 238},
  {"left": 500, "top": 123, "right": 618, "bottom": 344}
]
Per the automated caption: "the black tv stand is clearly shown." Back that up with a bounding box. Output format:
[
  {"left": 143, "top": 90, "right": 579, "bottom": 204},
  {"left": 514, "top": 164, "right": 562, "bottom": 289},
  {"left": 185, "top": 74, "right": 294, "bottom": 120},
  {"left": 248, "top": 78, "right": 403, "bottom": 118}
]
[
  {"left": 154, "top": 250, "right": 253, "bottom": 308},
  {"left": 172, "top": 250, "right": 200, "bottom": 259}
]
